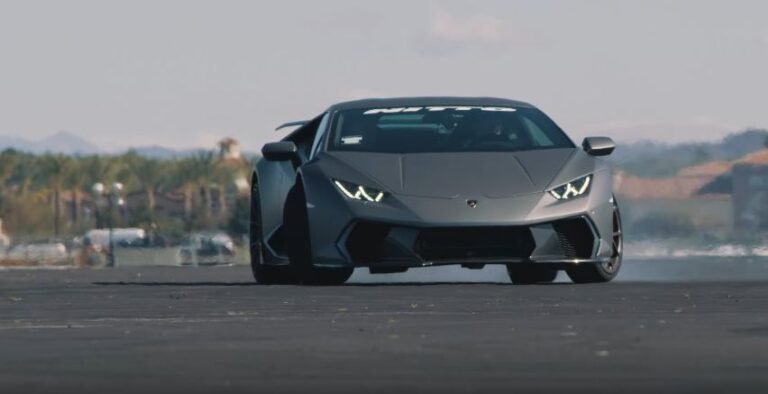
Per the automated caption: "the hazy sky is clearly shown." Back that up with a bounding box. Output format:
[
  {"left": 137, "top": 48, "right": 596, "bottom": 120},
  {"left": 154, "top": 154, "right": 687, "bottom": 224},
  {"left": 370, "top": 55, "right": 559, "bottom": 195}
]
[{"left": 1, "top": 0, "right": 767, "bottom": 151}]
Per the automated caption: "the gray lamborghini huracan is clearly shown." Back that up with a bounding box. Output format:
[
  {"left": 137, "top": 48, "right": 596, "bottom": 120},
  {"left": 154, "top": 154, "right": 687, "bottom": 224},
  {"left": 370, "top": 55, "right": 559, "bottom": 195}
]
[{"left": 251, "top": 97, "right": 622, "bottom": 285}]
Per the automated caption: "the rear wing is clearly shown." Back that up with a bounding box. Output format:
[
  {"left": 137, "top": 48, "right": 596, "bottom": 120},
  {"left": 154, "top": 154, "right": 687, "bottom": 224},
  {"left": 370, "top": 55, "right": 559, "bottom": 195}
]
[{"left": 275, "top": 120, "right": 309, "bottom": 131}]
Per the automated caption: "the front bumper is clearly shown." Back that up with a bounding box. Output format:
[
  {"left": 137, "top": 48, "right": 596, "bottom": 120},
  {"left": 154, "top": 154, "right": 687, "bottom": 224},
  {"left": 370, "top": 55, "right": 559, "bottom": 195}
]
[{"left": 329, "top": 215, "right": 608, "bottom": 268}]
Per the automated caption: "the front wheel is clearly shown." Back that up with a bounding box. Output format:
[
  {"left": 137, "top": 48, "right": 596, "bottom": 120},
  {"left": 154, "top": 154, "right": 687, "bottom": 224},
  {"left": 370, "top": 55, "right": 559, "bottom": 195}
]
[
  {"left": 284, "top": 183, "right": 352, "bottom": 286},
  {"left": 250, "top": 175, "right": 298, "bottom": 284},
  {"left": 566, "top": 197, "right": 623, "bottom": 284}
]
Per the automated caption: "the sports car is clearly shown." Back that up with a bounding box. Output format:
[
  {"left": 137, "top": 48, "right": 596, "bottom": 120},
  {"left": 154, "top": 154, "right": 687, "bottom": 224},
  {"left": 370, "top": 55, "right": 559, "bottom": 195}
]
[{"left": 250, "top": 97, "right": 622, "bottom": 285}]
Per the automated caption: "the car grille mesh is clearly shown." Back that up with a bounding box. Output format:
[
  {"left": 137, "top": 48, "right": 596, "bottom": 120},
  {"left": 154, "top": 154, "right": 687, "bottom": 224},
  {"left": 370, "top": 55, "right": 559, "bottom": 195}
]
[{"left": 552, "top": 218, "right": 594, "bottom": 259}]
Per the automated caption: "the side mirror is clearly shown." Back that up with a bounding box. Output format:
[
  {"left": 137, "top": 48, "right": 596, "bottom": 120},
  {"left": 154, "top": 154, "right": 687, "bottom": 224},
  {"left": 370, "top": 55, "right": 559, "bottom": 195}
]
[
  {"left": 582, "top": 137, "right": 615, "bottom": 156},
  {"left": 262, "top": 141, "right": 298, "bottom": 162}
]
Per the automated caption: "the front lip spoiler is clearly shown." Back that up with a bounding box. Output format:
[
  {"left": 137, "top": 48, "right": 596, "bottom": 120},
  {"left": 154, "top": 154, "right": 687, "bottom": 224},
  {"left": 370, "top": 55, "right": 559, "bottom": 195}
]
[{"left": 314, "top": 257, "right": 612, "bottom": 269}]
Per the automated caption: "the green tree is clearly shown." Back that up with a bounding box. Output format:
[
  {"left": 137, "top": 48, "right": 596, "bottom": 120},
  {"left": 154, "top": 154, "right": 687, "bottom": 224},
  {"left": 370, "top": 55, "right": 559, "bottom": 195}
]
[
  {"left": 38, "top": 155, "right": 76, "bottom": 237},
  {"left": 8, "top": 151, "right": 37, "bottom": 197},
  {"left": 0, "top": 149, "right": 17, "bottom": 188},
  {"left": 123, "top": 151, "right": 168, "bottom": 220},
  {"left": 174, "top": 151, "right": 217, "bottom": 226},
  {"left": 0, "top": 150, "right": 19, "bottom": 218},
  {"left": 61, "top": 158, "right": 89, "bottom": 231}
]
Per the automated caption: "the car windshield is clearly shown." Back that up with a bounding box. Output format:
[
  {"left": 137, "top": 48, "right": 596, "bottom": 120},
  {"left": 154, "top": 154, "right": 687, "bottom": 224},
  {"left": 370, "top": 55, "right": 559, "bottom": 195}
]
[{"left": 328, "top": 106, "right": 574, "bottom": 153}]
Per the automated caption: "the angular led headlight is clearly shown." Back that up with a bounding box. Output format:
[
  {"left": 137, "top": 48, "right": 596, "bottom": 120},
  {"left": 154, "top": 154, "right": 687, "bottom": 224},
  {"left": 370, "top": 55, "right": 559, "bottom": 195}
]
[
  {"left": 549, "top": 175, "right": 592, "bottom": 200},
  {"left": 333, "top": 180, "right": 385, "bottom": 202}
]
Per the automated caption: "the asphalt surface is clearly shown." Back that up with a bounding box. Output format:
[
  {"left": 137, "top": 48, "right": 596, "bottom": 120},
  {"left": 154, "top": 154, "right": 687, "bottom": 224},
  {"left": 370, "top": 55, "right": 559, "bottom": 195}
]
[{"left": 2, "top": 260, "right": 768, "bottom": 393}]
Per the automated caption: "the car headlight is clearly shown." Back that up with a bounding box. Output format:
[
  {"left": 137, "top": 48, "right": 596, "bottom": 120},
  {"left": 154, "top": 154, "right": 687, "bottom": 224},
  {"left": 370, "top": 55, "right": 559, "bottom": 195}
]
[
  {"left": 549, "top": 175, "right": 592, "bottom": 200},
  {"left": 333, "top": 180, "right": 386, "bottom": 202}
]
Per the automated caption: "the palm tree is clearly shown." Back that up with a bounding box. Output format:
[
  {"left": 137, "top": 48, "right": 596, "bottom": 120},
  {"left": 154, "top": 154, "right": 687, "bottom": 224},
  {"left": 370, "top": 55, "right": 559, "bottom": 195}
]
[
  {"left": 62, "top": 158, "right": 84, "bottom": 229},
  {"left": 38, "top": 154, "right": 74, "bottom": 237},
  {"left": 0, "top": 150, "right": 17, "bottom": 188},
  {"left": 0, "top": 150, "right": 18, "bottom": 215},
  {"left": 7, "top": 151, "right": 36, "bottom": 197},
  {"left": 174, "top": 151, "right": 217, "bottom": 222},
  {"left": 123, "top": 151, "right": 167, "bottom": 220},
  {"left": 80, "top": 155, "right": 120, "bottom": 187}
]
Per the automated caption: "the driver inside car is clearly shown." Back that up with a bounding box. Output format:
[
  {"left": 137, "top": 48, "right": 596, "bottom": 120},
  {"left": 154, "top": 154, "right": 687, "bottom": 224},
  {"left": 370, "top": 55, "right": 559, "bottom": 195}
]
[{"left": 462, "top": 114, "right": 530, "bottom": 149}]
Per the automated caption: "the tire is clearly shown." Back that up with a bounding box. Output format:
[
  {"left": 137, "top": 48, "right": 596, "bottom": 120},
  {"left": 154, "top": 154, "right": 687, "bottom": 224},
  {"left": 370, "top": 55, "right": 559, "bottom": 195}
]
[
  {"left": 284, "top": 182, "right": 352, "bottom": 286},
  {"left": 250, "top": 174, "right": 298, "bottom": 285},
  {"left": 507, "top": 265, "right": 559, "bottom": 284},
  {"left": 566, "top": 197, "right": 623, "bottom": 284}
]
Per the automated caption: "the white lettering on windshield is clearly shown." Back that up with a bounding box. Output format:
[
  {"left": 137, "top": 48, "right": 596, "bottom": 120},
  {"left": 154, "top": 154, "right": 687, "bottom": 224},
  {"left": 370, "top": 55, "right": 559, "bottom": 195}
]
[
  {"left": 363, "top": 106, "right": 516, "bottom": 115},
  {"left": 341, "top": 135, "right": 363, "bottom": 145},
  {"left": 362, "top": 108, "right": 407, "bottom": 115}
]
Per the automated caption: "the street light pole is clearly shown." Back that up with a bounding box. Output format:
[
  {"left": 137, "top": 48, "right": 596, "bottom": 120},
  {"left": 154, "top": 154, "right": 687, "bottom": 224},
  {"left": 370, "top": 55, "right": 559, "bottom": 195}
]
[
  {"left": 107, "top": 192, "right": 115, "bottom": 268},
  {"left": 92, "top": 181, "right": 123, "bottom": 268}
]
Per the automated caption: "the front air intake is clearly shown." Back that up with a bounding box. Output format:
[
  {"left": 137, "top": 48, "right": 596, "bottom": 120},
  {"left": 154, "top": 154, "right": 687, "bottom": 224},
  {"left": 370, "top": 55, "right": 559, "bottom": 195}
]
[
  {"left": 552, "top": 217, "right": 595, "bottom": 259},
  {"left": 344, "top": 222, "right": 392, "bottom": 263},
  {"left": 414, "top": 226, "right": 535, "bottom": 262}
]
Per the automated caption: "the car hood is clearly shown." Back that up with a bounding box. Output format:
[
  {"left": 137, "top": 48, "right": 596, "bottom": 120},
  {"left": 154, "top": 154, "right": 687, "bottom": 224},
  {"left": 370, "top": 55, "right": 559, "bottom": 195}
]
[{"left": 322, "top": 149, "right": 576, "bottom": 199}]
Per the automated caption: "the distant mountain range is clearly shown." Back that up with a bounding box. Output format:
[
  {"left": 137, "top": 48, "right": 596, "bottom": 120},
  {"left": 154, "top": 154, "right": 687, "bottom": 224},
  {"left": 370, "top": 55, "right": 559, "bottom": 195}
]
[{"left": 0, "top": 131, "right": 102, "bottom": 155}]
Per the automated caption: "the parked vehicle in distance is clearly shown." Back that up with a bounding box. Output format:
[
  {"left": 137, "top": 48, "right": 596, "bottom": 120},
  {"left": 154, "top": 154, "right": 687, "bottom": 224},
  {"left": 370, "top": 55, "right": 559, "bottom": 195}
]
[
  {"left": 177, "top": 231, "right": 236, "bottom": 266},
  {"left": 83, "top": 228, "right": 148, "bottom": 251},
  {"left": 251, "top": 97, "right": 622, "bottom": 285}
]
